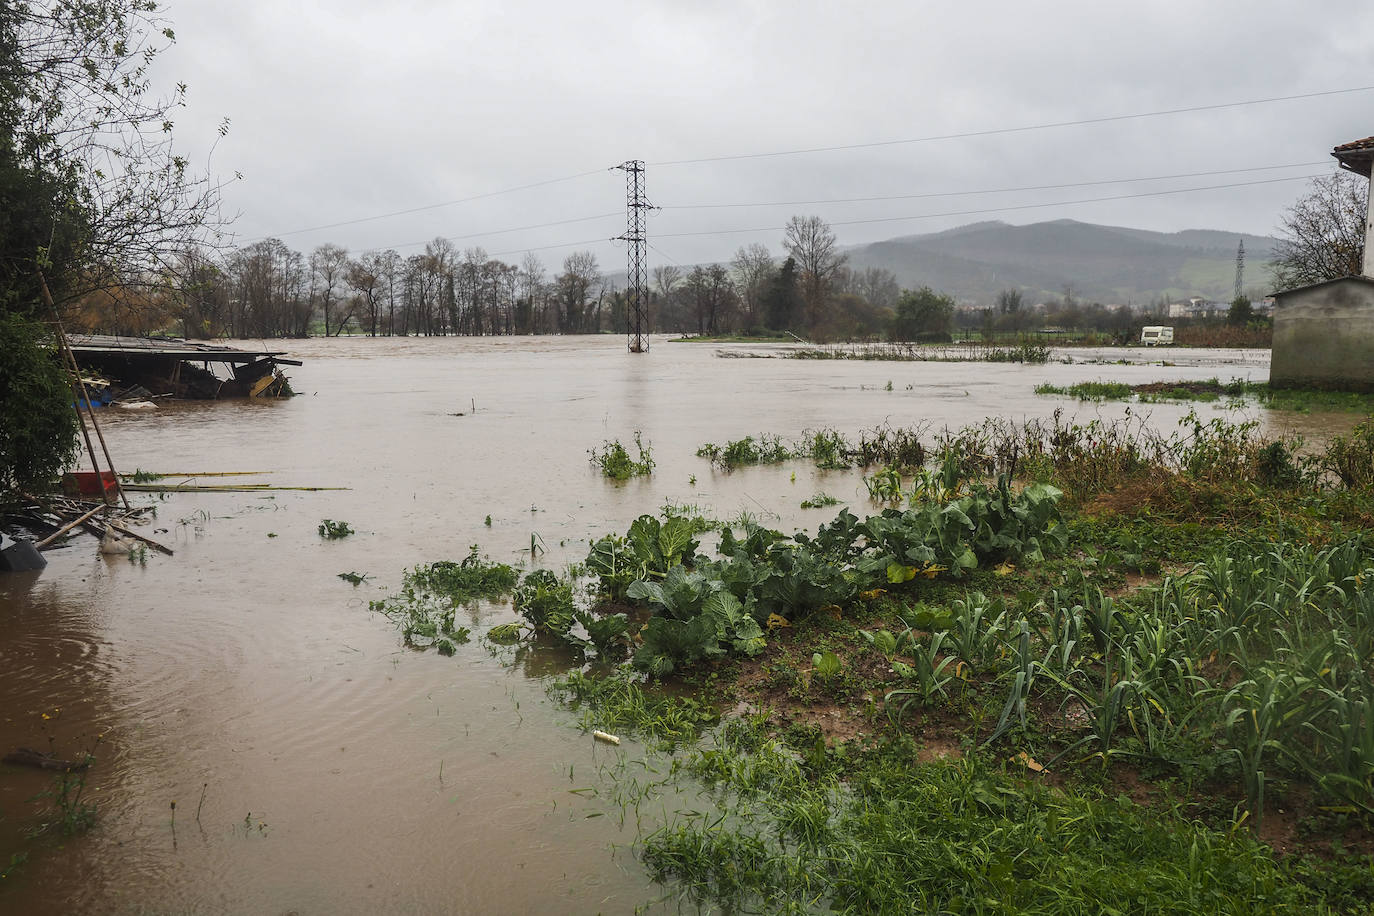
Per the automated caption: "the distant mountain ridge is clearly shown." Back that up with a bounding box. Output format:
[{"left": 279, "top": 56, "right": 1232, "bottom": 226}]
[{"left": 844, "top": 219, "right": 1279, "bottom": 305}]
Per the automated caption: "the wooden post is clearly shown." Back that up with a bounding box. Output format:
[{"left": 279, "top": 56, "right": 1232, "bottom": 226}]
[{"left": 38, "top": 271, "right": 130, "bottom": 509}]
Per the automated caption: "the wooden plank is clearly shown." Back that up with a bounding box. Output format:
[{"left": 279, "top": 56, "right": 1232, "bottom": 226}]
[
  {"left": 35, "top": 504, "right": 106, "bottom": 549},
  {"left": 103, "top": 519, "right": 174, "bottom": 555}
]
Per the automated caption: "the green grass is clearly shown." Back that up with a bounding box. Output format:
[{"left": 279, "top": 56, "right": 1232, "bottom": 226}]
[
  {"left": 642, "top": 732, "right": 1335, "bottom": 915},
  {"left": 550, "top": 668, "right": 720, "bottom": 749}
]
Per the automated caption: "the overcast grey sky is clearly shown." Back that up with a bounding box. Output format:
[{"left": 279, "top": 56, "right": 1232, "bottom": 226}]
[{"left": 158, "top": 0, "right": 1374, "bottom": 270}]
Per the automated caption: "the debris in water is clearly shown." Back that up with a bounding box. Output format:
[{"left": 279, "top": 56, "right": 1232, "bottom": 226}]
[
  {"left": 0, "top": 532, "right": 46, "bottom": 571},
  {"left": 99, "top": 531, "right": 136, "bottom": 556},
  {"left": 3, "top": 747, "right": 89, "bottom": 772}
]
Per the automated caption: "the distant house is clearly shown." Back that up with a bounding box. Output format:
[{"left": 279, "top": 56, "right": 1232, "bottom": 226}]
[
  {"left": 1166, "top": 297, "right": 1225, "bottom": 319},
  {"left": 1271, "top": 136, "right": 1374, "bottom": 390}
]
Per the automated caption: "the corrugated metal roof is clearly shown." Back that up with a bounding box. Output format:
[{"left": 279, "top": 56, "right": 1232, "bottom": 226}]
[{"left": 65, "top": 334, "right": 299, "bottom": 364}]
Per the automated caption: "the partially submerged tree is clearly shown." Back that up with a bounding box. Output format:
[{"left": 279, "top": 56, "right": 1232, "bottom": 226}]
[
  {"left": 1271, "top": 171, "right": 1367, "bottom": 290},
  {"left": 891, "top": 286, "right": 956, "bottom": 341},
  {"left": 554, "top": 251, "right": 601, "bottom": 333},
  {"left": 783, "top": 215, "right": 846, "bottom": 330},
  {"left": 310, "top": 243, "right": 351, "bottom": 335},
  {"left": 730, "top": 243, "right": 774, "bottom": 331},
  {"left": 682, "top": 263, "right": 736, "bottom": 335},
  {"left": 761, "top": 257, "right": 803, "bottom": 332}
]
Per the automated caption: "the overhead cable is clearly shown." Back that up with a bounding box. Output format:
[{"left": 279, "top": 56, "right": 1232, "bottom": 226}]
[
  {"left": 386, "top": 212, "right": 621, "bottom": 252},
  {"left": 660, "top": 162, "right": 1328, "bottom": 210},
  {"left": 246, "top": 167, "right": 608, "bottom": 241},
  {"left": 650, "top": 86, "right": 1374, "bottom": 166},
  {"left": 654, "top": 174, "right": 1325, "bottom": 239}
]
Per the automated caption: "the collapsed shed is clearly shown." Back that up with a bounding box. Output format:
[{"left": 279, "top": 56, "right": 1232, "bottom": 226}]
[{"left": 66, "top": 335, "right": 301, "bottom": 399}]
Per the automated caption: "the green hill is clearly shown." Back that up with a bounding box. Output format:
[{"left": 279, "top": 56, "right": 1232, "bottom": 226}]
[{"left": 846, "top": 219, "right": 1278, "bottom": 305}]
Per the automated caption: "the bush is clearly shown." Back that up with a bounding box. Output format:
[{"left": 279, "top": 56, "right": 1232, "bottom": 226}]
[
  {"left": 0, "top": 313, "right": 80, "bottom": 496},
  {"left": 1322, "top": 418, "right": 1374, "bottom": 489}
]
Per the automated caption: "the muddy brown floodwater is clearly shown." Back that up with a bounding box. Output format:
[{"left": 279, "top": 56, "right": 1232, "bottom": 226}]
[{"left": 0, "top": 337, "right": 1358, "bottom": 914}]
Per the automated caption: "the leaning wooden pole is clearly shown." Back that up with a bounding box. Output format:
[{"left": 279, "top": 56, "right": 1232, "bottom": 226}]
[
  {"left": 35, "top": 503, "right": 106, "bottom": 549},
  {"left": 37, "top": 271, "right": 129, "bottom": 509}
]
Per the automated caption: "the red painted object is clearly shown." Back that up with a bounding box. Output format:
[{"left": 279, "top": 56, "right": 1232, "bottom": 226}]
[{"left": 62, "top": 471, "right": 119, "bottom": 498}]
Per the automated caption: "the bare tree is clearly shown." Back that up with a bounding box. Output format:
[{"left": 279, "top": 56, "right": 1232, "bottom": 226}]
[
  {"left": 517, "top": 252, "right": 546, "bottom": 333},
  {"left": 422, "top": 238, "right": 457, "bottom": 334},
  {"left": 347, "top": 253, "right": 386, "bottom": 336},
  {"left": 1272, "top": 171, "right": 1368, "bottom": 290},
  {"left": 5, "top": 1, "right": 232, "bottom": 315},
  {"left": 730, "top": 243, "right": 775, "bottom": 330},
  {"left": 375, "top": 249, "right": 402, "bottom": 335},
  {"left": 229, "top": 238, "right": 305, "bottom": 338},
  {"left": 555, "top": 251, "right": 601, "bottom": 333},
  {"left": 783, "top": 215, "right": 847, "bottom": 329},
  {"left": 310, "top": 243, "right": 350, "bottom": 335},
  {"left": 649, "top": 264, "right": 684, "bottom": 330},
  {"left": 683, "top": 264, "right": 736, "bottom": 335},
  {"left": 851, "top": 266, "right": 900, "bottom": 311},
  {"left": 175, "top": 248, "right": 230, "bottom": 338},
  {"left": 455, "top": 247, "right": 487, "bottom": 334}
]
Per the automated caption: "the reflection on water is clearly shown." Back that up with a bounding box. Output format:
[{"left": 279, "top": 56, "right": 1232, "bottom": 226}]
[{"left": 0, "top": 337, "right": 1361, "bottom": 912}]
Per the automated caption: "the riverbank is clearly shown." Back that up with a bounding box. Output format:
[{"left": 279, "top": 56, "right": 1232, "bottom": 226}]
[{"left": 519, "top": 414, "right": 1374, "bottom": 912}]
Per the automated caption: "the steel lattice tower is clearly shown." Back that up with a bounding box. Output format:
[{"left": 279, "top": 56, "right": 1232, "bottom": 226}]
[
  {"left": 616, "top": 160, "right": 651, "bottom": 353},
  {"left": 1234, "top": 239, "right": 1246, "bottom": 302}
]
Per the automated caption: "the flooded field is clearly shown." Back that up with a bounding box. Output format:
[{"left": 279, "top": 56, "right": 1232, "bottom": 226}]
[{"left": 0, "top": 337, "right": 1357, "bottom": 913}]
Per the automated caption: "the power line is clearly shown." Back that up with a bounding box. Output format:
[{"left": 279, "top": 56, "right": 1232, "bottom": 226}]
[
  {"left": 367, "top": 172, "right": 1322, "bottom": 262},
  {"left": 487, "top": 236, "right": 621, "bottom": 259},
  {"left": 647, "top": 242, "right": 684, "bottom": 267},
  {"left": 233, "top": 86, "right": 1369, "bottom": 250},
  {"left": 654, "top": 174, "right": 1323, "bottom": 239},
  {"left": 650, "top": 86, "right": 1374, "bottom": 166},
  {"left": 660, "top": 162, "right": 1329, "bottom": 210},
  {"left": 386, "top": 212, "right": 621, "bottom": 252},
  {"left": 244, "top": 167, "right": 608, "bottom": 242}
]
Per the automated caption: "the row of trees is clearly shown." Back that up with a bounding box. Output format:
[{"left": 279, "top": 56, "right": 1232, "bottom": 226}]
[
  {"left": 65, "top": 214, "right": 909, "bottom": 340},
  {"left": 71, "top": 173, "right": 1366, "bottom": 342}
]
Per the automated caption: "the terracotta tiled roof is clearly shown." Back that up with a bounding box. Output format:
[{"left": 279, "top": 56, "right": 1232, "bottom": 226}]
[{"left": 1334, "top": 136, "right": 1374, "bottom": 153}]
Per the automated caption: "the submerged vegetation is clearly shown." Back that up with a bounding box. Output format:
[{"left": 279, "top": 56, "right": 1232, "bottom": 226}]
[
  {"left": 696, "top": 433, "right": 795, "bottom": 469},
  {"left": 590, "top": 431, "right": 655, "bottom": 480},
  {"left": 359, "top": 409, "right": 1374, "bottom": 912},
  {"left": 317, "top": 518, "right": 355, "bottom": 539},
  {"left": 791, "top": 341, "right": 1052, "bottom": 363},
  {"left": 698, "top": 423, "right": 928, "bottom": 473},
  {"left": 368, "top": 547, "right": 517, "bottom": 654},
  {"left": 1037, "top": 376, "right": 1374, "bottom": 412}
]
